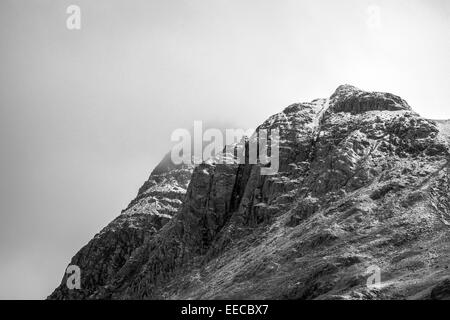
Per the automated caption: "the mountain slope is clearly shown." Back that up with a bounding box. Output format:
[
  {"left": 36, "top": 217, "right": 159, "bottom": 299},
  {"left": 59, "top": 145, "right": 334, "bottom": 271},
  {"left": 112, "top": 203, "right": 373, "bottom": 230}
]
[
  {"left": 48, "top": 154, "right": 193, "bottom": 299},
  {"left": 49, "top": 85, "right": 450, "bottom": 300}
]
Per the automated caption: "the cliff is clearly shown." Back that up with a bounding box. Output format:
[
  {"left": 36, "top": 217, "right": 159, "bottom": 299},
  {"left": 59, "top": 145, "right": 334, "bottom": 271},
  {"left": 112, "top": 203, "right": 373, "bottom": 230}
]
[{"left": 49, "top": 85, "right": 450, "bottom": 300}]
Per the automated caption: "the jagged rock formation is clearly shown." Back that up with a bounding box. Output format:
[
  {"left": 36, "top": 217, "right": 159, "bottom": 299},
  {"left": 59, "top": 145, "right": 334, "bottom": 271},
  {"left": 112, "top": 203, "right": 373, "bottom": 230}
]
[
  {"left": 48, "top": 153, "right": 193, "bottom": 299},
  {"left": 49, "top": 85, "right": 450, "bottom": 300}
]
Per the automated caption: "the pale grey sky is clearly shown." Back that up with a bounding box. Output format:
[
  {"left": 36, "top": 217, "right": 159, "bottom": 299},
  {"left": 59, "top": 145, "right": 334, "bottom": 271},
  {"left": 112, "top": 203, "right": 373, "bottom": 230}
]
[{"left": 0, "top": 0, "right": 448, "bottom": 299}]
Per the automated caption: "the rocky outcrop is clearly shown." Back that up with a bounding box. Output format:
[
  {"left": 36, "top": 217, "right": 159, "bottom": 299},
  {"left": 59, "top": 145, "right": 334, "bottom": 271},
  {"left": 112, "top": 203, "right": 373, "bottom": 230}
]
[
  {"left": 49, "top": 85, "right": 450, "bottom": 300},
  {"left": 329, "top": 84, "right": 411, "bottom": 114},
  {"left": 48, "top": 154, "right": 193, "bottom": 299}
]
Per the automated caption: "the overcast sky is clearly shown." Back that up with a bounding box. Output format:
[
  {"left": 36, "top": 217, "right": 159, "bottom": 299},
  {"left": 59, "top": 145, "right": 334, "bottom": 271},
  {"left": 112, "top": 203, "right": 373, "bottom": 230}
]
[{"left": 0, "top": 0, "right": 449, "bottom": 299}]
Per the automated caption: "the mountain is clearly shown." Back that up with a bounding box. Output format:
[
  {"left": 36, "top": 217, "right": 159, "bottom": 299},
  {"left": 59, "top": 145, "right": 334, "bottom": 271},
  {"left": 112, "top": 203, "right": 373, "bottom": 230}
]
[{"left": 49, "top": 85, "right": 450, "bottom": 300}]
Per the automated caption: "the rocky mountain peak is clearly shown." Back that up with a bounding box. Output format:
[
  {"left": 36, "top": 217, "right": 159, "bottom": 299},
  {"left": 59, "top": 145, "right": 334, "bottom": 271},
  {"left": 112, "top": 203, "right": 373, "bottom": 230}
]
[
  {"left": 329, "top": 84, "right": 411, "bottom": 114},
  {"left": 331, "top": 83, "right": 361, "bottom": 97},
  {"left": 49, "top": 86, "right": 450, "bottom": 300}
]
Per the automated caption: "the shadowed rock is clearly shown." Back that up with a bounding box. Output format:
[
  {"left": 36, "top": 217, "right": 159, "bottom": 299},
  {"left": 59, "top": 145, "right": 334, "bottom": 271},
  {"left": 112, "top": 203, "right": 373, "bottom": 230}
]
[{"left": 49, "top": 85, "right": 450, "bottom": 300}]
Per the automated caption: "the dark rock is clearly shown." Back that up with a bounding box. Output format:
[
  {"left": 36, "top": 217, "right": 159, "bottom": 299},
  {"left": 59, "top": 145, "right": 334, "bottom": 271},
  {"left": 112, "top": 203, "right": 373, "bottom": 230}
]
[
  {"left": 49, "top": 85, "right": 450, "bottom": 300},
  {"left": 430, "top": 279, "right": 450, "bottom": 300}
]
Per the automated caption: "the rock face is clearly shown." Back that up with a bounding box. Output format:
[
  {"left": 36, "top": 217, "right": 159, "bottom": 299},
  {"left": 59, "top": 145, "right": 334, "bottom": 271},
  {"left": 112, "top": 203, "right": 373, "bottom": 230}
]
[
  {"left": 48, "top": 153, "right": 193, "bottom": 299},
  {"left": 49, "top": 85, "right": 450, "bottom": 300}
]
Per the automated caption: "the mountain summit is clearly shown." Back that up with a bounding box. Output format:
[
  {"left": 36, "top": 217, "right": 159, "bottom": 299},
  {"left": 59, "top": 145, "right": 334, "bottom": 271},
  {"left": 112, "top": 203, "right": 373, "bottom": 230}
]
[{"left": 49, "top": 86, "right": 450, "bottom": 300}]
